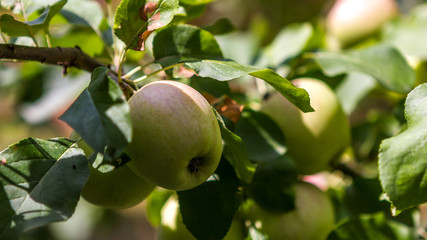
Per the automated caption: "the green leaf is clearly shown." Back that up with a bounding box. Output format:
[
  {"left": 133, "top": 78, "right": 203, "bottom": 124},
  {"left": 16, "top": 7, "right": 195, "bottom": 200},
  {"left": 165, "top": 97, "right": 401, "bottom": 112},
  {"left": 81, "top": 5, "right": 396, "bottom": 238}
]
[
  {"left": 185, "top": 59, "right": 260, "bottom": 80},
  {"left": 343, "top": 178, "right": 390, "bottom": 215},
  {"left": 0, "top": 0, "right": 67, "bottom": 37},
  {"left": 244, "top": 156, "right": 297, "bottom": 213},
  {"left": 214, "top": 108, "right": 256, "bottom": 184},
  {"left": 327, "top": 213, "right": 420, "bottom": 240},
  {"left": 378, "top": 83, "right": 427, "bottom": 211},
  {"left": 60, "top": 0, "right": 103, "bottom": 28},
  {"left": 153, "top": 24, "right": 223, "bottom": 61},
  {"left": 114, "top": 0, "right": 179, "bottom": 50},
  {"left": 189, "top": 75, "right": 231, "bottom": 98},
  {"left": 262, "top": 22, "right": 313, "bottom": 67},
  {"left": 0, "top": 137, "right": 89, "bottom": 239},
  {"left": 177, "top": 159, "right": 243, "bottom": 240},
  {"left": 203, "top": 18, "right": 235, "bottom": 35},
  {"left": 314, "top": 45, "right": 416, "bottom": 93},
  {"left": 250, "top": 69, "right": 314, "bottom": 112},
  {"left": 234, "top": 109, "right": 286, "bottom": 163},
  {"left": 60, "top": 67, "right": 132, "bottom": 160},
  {"left": 186, "top": 60, "right": 314, "bottom": 112},
  {"left": 336, "top": 72, "right": 377, "bottom": 115},
  {"left": 153, "top": 25, "right": 313, "bottom": 112}
]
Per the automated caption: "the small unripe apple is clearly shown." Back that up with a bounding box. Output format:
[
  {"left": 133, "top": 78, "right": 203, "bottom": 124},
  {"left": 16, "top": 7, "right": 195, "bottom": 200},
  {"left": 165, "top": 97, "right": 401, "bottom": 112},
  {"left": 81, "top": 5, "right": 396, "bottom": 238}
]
[
  {"left": 157, "top": 195, "right": 245, "bottom": 240},
  {"left": 70, "top": 132, "right": 156, "bottom": 209},
  {"left": 244, "top": 182, "right": 335, "bottom": 240},
  {"left": 126, "top": 80, "right": 223, "bottom": 191},
  {"left": 326, "top": 0, "right": 398, "bottom": 48},
  {"left": 261, "top": 78, "right": 350, "bottom": 175}
]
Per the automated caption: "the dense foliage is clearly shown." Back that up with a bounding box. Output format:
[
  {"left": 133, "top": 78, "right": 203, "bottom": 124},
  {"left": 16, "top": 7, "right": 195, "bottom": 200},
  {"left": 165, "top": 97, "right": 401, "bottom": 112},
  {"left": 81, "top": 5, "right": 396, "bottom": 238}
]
[{"left": 0, "top": 0, "right": 426, "bottom": 239}]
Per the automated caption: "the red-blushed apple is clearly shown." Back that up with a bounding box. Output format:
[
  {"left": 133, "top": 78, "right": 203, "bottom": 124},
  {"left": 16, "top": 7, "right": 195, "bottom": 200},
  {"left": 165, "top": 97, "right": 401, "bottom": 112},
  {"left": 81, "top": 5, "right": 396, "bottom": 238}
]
[
  {"left": 326, "top": 0, "right": 398, "bottom": 48},
  {"left": 243, "top": 181, "right": 335, "bottom": 240},
  {"left": 157, "top": 195, "right": 246, "bottom": 240},
  {"left": 70, "top": 132, "right": 156, "bottom": 209},
  {"left": 261, "top": 78, "right": 350, "bottom": 175},
  {"left": 125, "top": 80, "right": 223, "bottom": 191}
]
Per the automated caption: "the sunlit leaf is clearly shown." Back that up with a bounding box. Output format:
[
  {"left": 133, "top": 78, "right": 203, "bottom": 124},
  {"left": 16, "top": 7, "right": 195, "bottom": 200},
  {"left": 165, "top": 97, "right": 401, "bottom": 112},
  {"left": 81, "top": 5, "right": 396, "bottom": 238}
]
[
  {"left": 327, "top": 213, "right": 420, "bottom": 240},
  {"left": 314, "top": 45, "right": 416, "bottom": 93},
  {"left": 0, "top": 0, "right": 67, "bottom": 37},
  {"left": 114, "top": 0, "right": 179, "bottom": 50},
  {"left": 378, "top": 83, "right": 427, "bottom": 211}
]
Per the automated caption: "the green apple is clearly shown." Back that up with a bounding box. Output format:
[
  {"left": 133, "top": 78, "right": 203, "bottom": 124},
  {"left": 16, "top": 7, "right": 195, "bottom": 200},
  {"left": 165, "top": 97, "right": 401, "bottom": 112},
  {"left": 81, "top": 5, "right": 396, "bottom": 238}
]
[
  {"left": 70, "top": 132, "right": 156, "bottom": 209},
  {"left": 125, "top": 80, "right": 223, "bottom": 191},
  {"left": 244, "top": 182, "right": 335, "bottom": 240},
  {"left": 326, "top": 0, "right": 398, "bottom": 48},
  {"left": 157, "top": 195, "right": 245, "bottom": 240},
  {"left": 261, "top": 78, "right": 350, "bottom": 175}
]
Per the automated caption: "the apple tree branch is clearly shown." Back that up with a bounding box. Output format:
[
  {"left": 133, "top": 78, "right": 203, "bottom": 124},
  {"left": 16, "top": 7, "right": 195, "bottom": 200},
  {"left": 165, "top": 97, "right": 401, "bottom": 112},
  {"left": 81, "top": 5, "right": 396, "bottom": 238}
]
[{"left": 0, "top": 44, "right": 105, "bottom": 72}]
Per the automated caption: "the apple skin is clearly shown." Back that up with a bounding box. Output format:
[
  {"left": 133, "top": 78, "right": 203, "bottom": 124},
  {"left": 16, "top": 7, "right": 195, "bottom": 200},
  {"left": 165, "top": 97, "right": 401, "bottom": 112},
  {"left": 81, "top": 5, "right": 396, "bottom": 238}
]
[
  {"left": 126, "top": 80, "right": 223, "bottom": 191},
  {"left": 261, "top": 78, "right": 350, "bottom": 175},
  {"left": 157, "top": 196, "right": 245, "bottom": 240},
  {"left": 70, "top": 132, "right": 156, "bottom": 209},
  {"left": 244, "top": 182, "right": 335, "bottom": 240},
  {"left": 326, "top": 0, "right": 398, "bottom": 48}
]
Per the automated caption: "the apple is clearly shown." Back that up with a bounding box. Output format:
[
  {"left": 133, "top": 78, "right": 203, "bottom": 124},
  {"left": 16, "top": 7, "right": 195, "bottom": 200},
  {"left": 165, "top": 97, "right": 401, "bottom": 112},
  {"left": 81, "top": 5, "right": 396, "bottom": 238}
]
[
  {"left": 326, "top": 0, "right": 398, "bottom": 48},
  {"left": 261, "top": 78, "right": 350, "bottom": 175},
  {"left": 244, "top": 181, "right": 335, "bottom": 240},
  {"left": 125, "top": 80, "right": 223, "bottom": 191},
  {"left": 70, "top": 132, "right": 156, "bottom": 209},
  {"left": 157, "top": 195, "right": 245, "bottom": 240}
]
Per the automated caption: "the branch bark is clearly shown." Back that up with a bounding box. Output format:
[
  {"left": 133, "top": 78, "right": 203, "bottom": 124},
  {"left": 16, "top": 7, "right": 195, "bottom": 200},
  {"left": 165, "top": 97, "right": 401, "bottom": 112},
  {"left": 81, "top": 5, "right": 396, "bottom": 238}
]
[{"left": 0, "top": 44, "right": 105, "bottom": 72}]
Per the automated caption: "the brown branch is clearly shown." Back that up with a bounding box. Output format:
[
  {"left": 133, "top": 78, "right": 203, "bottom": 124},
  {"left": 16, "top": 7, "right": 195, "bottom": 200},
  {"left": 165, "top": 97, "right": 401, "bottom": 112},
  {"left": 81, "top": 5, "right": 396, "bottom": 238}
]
[{"left": 0, "top": 44, "right": 105, "bottom": 72}]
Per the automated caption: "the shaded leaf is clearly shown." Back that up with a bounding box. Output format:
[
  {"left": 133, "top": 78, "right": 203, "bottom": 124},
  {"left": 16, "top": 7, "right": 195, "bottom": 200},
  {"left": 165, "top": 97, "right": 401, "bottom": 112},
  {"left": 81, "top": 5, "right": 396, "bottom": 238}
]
[
  {"left": 214, "top": 108, "right": 256, "bottom": 184},
  {"left": 114, "top": 0, "right": 179, "bottom": 50},
  {"left": 153, "top": 24, "right": 223, "bottom": 61},
  {"left": 0, "top": 137, "right": 89, "bottom": 239},
  {"left": 244, "top": 156, "right": 297, "bottom": 213},
  {"left": 378, "top": 83, "right": 427, "bottom": 211},
  {"left": 178, "top": 158, "right": 243, "bottom": 240},
  {"left": 327, "top": 213, "right": 420, "bottom": 240},
  {"left": 60, "top": 67, "right": 132, "bottom": 162},
  {"left": 234, "top": 109, "right": 286, "bottom": 163},
  {"left": 314, "top": 45, "right": 416, "bottom": 93},
  {"left": 0, "top": 0, "right": 67, "bottom": 37},
  {"left": 203, "top": 18, "right": 235, "bottom": 35}
]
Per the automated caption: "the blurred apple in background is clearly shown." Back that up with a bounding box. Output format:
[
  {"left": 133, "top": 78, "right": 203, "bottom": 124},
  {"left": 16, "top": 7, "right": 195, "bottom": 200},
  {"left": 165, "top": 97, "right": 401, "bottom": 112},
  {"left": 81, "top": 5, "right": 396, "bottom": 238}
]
[
  {"left": 243, "top": 181, "right": 335, "bottom": 240},
  {"left": 261, "top": 78, "right": 351, "bottom": 175},
  {"left": 326, "top": 0, "right": 399, "bottom": 48}
]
